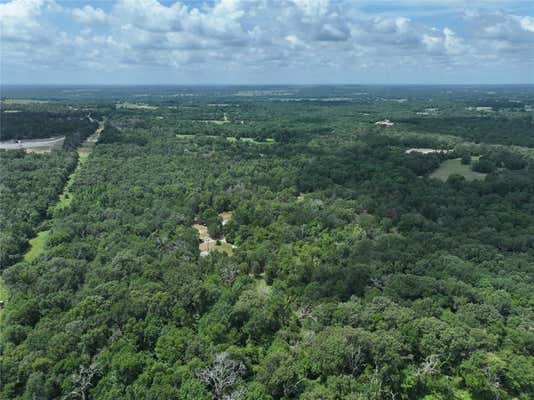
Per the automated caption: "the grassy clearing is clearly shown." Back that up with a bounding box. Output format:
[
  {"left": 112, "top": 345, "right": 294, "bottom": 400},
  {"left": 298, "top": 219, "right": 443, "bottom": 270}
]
[
  {"left": 212, "top": 241, "right": 234, "bottom": 256},
  {"left": 193, "top": 223, "right": 235, "bottom": 256},
  {"left": 24, "top": 230, "right": 49, "bottom": 263},
  {"left": 193, "top": 224, "right": 210, "bottom": 240},
  {"left": 25, "top": 148, "right": 56, "bottom": 154},
  {"left": 78, "top": 133, "right": 99, "bottom": 157},
  {"left": 177, "top": 134, "right": 275, "bottom": 144},
  {"left": 2, "top": 99, "right": 49, "bottom": 105},
  {"left": 256, "top": 278, "right": 272, "bottom": 294},
  {"left": 237, "top": 137, "right": 275, "bottom": 145},
  {"left": 176, "top": 134, "right": 219, "bottom": 140},
  {"left": 116, "top": 102, "right": 158, "bottom": 110},
  {"left": 54, "top": 156, "right": 88, "bottom": 211},
  {"left": 219, "top": 211, "right": 233, "bottom": 225},
  {"left": 430, "top": 157, "right": 486, "bottom": 182},
  {"left": 199, "top": 112, "right": 230, "bottom": 125}
]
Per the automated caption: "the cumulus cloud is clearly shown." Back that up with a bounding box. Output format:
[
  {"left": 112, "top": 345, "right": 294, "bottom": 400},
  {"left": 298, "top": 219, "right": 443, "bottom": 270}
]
[
  {"left": 72, "top": 5, "right": 107, "bottom": 24},
  {"left": 0, "top": 0, "right": 58, "bottom": 43},
  {"left": 0, "top": 0, "right": 532, "bottom": 82}
]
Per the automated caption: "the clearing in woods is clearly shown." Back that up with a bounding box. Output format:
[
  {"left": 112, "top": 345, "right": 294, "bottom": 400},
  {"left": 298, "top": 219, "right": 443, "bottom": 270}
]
[
  {"left": 24, "top": 230, "right": 49, "bottom": 262},
  {"left": 430, "top": 157, "right": 486, "bottom": 181},
  {"left": 176, "top": 134, "right": 275, "bottom": 144},
  {"left": 192, "top": 211, "right": 235, "bottom": 256},
  {"left": 116, "top": 102, "right": 158, "bottom": 110}
]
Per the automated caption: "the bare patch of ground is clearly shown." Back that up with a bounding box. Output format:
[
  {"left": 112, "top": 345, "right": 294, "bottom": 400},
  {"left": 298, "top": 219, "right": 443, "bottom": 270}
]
[{"left": 193, "top": 212, "right": 236, "bottom": 257}]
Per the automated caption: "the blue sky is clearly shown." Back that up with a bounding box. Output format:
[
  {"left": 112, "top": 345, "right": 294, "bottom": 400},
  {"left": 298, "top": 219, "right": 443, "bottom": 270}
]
[{"left": 1, "top": 0, "right": 533, "bottom": 84}]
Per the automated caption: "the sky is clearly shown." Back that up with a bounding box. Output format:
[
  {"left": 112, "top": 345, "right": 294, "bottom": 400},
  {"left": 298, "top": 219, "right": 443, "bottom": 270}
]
[{"left": 0, "top": 0, "right": 533, "bottom": 84}]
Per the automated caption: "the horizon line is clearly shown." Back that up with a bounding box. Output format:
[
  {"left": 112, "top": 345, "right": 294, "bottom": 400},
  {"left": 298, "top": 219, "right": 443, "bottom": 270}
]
[{"left": 2, "top": 83, "right": 534, "bottom": 87}]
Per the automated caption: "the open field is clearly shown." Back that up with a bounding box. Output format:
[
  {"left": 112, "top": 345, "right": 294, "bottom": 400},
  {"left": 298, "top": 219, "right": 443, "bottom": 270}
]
[
  {"left": 177, "top": 134, "right": 275, "bottom": 144},
  {"left": 24, "top": 230, "right": 50, "bottom": 263},
  {"left": 430, "top": 157, "right": 486, "bottom": 181},
  {"left": 227, "top": 137, "right": 275, "bottom": 144},
  {"left": 1, "top": 99, "right": 50, "bottom": 105},
  {"left": 116, "top": 102, "right": 158, "bottom": 110}
]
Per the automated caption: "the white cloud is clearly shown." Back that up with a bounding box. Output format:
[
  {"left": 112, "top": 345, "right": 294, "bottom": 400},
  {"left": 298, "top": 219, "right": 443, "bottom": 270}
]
[
  {"left": 519, "top": 16, "right": 534, "bottom": 32},
  {"left": 1, "top": 0, "right": 533, "bottom": 82},
  {"left": 0, "top": 0, "right": 58, "bottom": 43},
  {"left": 72, "top": 5, "right": 107, "bottom": 24}
]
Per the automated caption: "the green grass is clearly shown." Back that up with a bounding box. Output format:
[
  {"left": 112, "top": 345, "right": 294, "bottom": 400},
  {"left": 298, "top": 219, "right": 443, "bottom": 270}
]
[
  {"left": 214, "top": 241, "right": 234, "bottom": 256},
  {"left": 430, "top": 157, "right": 486, "bottom": 182},
  {"left": 24, "top": 230, "right": 49, "bottom": 262},
  {"left": 238, "top": 137, "right": 275, "bottom": 144},
  {"left": 54, "top": 158, "right": 86, "bottom": 211},
  {"left": 255, "top": 278, "right": 272, "bottom": 294}
]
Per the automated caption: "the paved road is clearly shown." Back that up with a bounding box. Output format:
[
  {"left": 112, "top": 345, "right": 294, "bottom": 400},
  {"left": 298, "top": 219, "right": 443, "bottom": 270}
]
[{"left": 0, "top": 137, "right": 65, "bottom": 150}]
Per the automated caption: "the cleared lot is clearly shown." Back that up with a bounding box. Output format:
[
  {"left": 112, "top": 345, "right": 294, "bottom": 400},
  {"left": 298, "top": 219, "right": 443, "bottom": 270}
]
[{"left": 430, "top": 158, "right": 486, "bottom": 182}]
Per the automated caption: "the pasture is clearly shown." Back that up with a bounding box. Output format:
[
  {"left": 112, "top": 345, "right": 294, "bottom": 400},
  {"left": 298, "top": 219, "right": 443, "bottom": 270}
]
[
  {"left": 430, "top": 157, "right": 486, "bottom": 182},
  {"left": 24, "top": 230, "right": 50, "bottom": 263}
]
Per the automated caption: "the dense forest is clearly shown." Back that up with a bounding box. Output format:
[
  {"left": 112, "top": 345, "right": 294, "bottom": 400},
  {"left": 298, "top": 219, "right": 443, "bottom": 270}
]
[
  {"left": 1, "top": 86, "right": 533, "bottom": 399},
  {"left": 0, "top": 150, "right": 77, "bottom": 267}
]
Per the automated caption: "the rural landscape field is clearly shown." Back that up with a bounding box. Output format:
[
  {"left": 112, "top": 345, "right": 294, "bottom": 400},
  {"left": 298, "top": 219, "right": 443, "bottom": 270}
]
[
  {"left": 1, "top": 84, "right": 534, "bottom": 400},
  {"left": 1, "top": 0, "right": 534, "bottom": 399}
]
